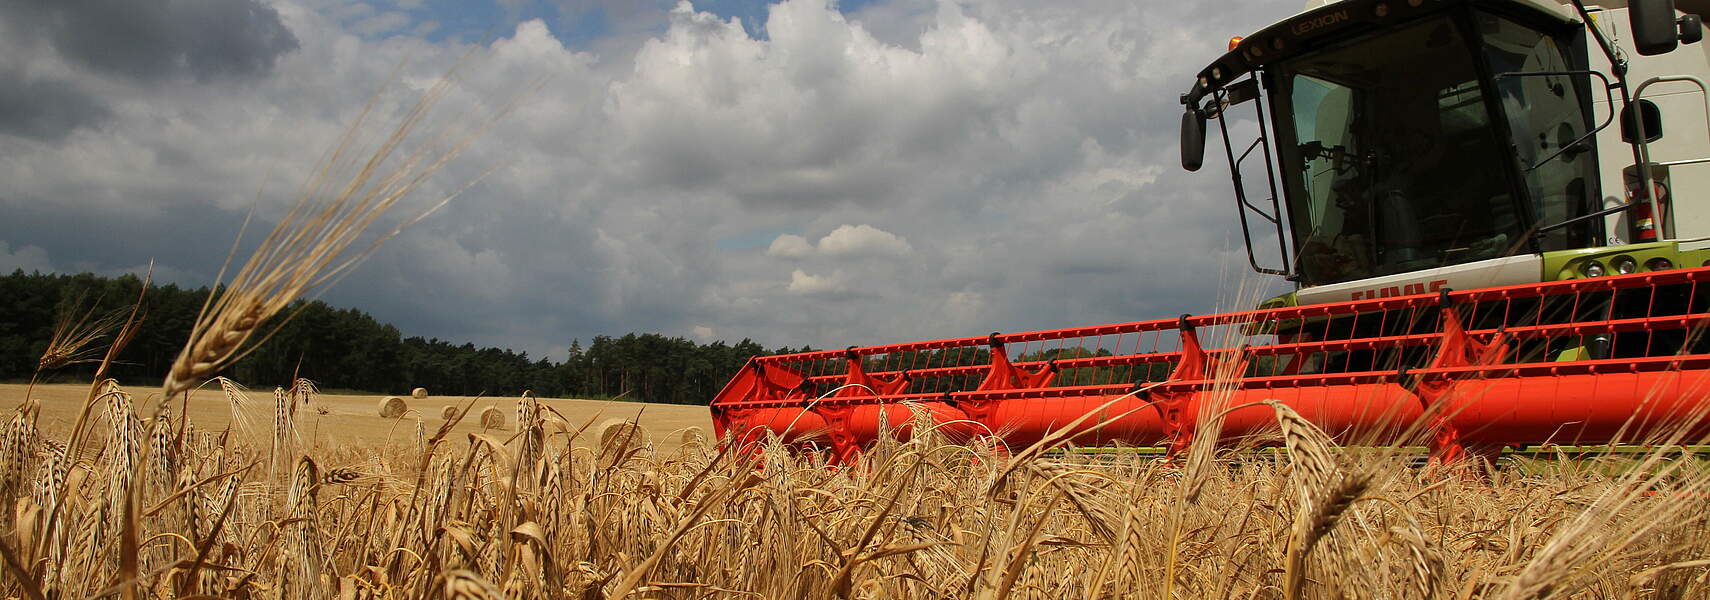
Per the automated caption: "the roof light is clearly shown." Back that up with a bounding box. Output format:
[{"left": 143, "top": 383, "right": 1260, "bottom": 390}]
[{"left": 1229, "top": 36, "right": 1244, "bottom": 51}]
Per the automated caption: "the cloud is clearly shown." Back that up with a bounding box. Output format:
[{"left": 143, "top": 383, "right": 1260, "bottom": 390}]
[
  {"left": 817, "top": 224, "right": 912, "bottom": 257},
  {"left": 0, "top": 241, "right": 55, "bottom": 273},
  {"left": 605, "top": 0, "right": 1040, "bottom": 210},
  {"left": 1, "top": 0, "right": 299, "bottom": 83},
  {"left": 766, "top": 224, "right": 911, "bottom": 259},
  {"left": 0, "top": 0, "right": 1304, "bottom": 362},
  {"left": 786, "top": 269, "right": 846, "bottom": 295},
  {"left": 766, "top": 234, "right": 814, "bottom": 258},
  {"left": 945, "top": 290, "right": 984, "bottom": 322},
  {"left": 0, "top": 68, "right": 109, "bottom": 140}
]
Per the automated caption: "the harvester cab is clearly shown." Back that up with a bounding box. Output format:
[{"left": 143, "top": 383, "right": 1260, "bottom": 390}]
[
  {"left": 1182, "top": 0, "right": 1710, "bottom": 305},
  {"left": 710, "top": 0, "right": 1710, "bottom": 466}
]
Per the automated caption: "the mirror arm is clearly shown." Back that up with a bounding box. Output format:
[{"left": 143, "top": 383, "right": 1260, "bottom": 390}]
[
  {"left": 1534, "top": 199, "right": 1642, "bottom": 236},
  {"left": 1570, "top": 0, "right": 1628, "bottom": 78},
  {"left": 1571, "top": 0, "right": 1663, "bottom": 238}
]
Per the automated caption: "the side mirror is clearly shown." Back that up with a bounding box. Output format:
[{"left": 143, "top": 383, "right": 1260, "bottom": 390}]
[
  {"left": 1630, "top": 0, "right": 1681, "bottom": 55},
  {"left": 1621, "top": 99, "right": 1664, "bottom": 143},
  {"left": 1181, "top": 108, "right": 1207, "bottom": 172}
]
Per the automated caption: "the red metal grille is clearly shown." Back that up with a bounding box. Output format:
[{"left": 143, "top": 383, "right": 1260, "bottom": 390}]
[{"left": 711, "top": 267, "right": 1710, "bottom": 463}]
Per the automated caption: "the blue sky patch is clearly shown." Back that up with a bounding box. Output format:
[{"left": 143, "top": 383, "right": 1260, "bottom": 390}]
[{"left": 405, "top": 0, "right": 885, "bottom": 47}]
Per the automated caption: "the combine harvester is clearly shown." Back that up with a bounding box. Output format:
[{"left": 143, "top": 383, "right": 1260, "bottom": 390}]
[{"left": 711, "top": 0, "right": 1710, "bottom": 464}]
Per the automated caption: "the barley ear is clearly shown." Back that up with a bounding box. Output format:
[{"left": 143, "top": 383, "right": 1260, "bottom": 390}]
[
  {"left": 161, "top": 68, "right": 493, "bottom": 398},
  {"left": 36, "top": 291, "right": 125, "bottom": 373}
]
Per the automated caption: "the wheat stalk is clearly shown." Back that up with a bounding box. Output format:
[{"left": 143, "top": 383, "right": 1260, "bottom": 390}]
[
  {"left": 0, "top": 400, "right": 39, "bottom": 500},
  {"left": 35, "top": 292, "right": 125, "bottom": 373},
  {"left": 160, "top": 71, "right": 498, "bottom": 398},
  {"left": 271, "top": 386, "right": 296, "bottom": 486},
  {"left": 216, "top": 376, "right": 259, "bottom": 438}
]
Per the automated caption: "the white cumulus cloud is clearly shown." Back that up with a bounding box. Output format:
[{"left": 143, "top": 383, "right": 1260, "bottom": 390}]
[
  {"left": 766, "top": 224, "right": 911, "bottom": 259},
  {"left": 786, "top": 269, "right": 846, "bottom": 295},
  {"left": 817, "top": 224, "right": 912, "bottom": 257},
  {"left": 766, "top": 234, "right": 815, "bottom": 258}
]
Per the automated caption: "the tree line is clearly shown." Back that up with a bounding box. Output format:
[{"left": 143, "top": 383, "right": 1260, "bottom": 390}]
[{"left": 0, "top": 270, "right": 808, "bottom": 404}]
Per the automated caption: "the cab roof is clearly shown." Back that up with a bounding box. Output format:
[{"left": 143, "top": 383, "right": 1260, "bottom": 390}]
[{"left": 1184, "top": 0, "right": 1580, "bottom": 108}]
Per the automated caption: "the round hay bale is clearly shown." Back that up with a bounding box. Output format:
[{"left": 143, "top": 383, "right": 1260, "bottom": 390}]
[
  {"left": 411, "top": 387, "right": 428, "bottom": 399},
  {"left": 440, "top": 405, "right": 460, "bottom": 421},
  {"left": 377, "top": 396, "right": 408, "bottom": 418},
  {"left": 680, "top": 426, "right": 706, "bottom": 446},
  {"left": 598, "top": 419, "right": 648, "bottom": 454},
  {"left": 479, "top": 405, "right": 506, "bottom": 429}
]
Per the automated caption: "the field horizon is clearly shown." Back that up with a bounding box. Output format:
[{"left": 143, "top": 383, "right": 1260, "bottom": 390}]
[{"left": 4, "top": 382, "right": 713, "bottom": 454}]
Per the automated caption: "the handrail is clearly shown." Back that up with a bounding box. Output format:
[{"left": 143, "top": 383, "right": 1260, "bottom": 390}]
[{"left": 1631, "top": 75, "right": 1710, "bottom": 239}]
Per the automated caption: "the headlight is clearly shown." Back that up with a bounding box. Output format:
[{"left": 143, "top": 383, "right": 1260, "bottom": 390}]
[
  {"left": 1582, "top": 261, "right": 1607, "bottom": 277},
  {"left": 1612, "top": 255, "right": 1637, "bottom": 274},
  {"left": 1647, "top": 257, "right": 1675, "bottom": 271}
]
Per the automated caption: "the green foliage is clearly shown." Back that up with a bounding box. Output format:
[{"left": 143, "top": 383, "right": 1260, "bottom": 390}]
[{"left": 0, "top": 270, "right": 801, "bottom": 404}]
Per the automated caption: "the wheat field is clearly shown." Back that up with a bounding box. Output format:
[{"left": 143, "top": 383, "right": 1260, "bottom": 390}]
[
  {"left": 1, "top": 383, "right": 713, "bottom": 456},
  {"left": 1, "top": 374, "right": 1708, "bottom": 599}
]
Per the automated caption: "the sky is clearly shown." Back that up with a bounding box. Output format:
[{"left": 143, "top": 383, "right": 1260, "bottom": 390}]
[{"left": 0, "top": 0, "right": 1305, "bottom": 363}]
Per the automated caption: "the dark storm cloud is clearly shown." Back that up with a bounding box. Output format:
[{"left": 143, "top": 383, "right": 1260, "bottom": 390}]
[
  {"left": 0, "top": 191, "right": 252, "bottom": 280},
  {"left": 5, "top": 0, "right": 299, "bottom": 82},
  {"left": 0, "top": 68, "right": 109, "bottom": 140}
]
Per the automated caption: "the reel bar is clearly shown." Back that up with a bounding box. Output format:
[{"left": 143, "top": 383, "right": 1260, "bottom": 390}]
[{"left": 711, "top": 267, "right": 1710, "bottom": 464}]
